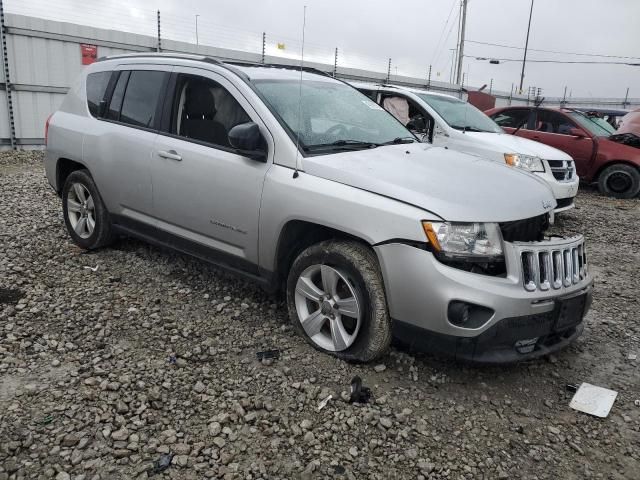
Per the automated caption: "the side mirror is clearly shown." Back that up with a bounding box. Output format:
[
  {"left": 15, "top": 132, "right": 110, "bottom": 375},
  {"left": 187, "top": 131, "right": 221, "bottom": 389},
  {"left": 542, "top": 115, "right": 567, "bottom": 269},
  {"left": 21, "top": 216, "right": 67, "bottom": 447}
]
[
  {"left": 228, "top": 122, "right": 267, "bottom": 161},
  {"left": 406, "top": 116, "right": 427, "bottom": 132},
  {"left": 568, "top": 127, "right": 585, "bottom": 138}
]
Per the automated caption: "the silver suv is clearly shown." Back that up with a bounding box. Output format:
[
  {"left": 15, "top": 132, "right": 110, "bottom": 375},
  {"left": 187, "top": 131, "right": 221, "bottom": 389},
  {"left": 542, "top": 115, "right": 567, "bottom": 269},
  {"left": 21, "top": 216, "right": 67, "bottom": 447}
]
[{"left": 44, "top": 53, "right": 593, "bottom": 363}]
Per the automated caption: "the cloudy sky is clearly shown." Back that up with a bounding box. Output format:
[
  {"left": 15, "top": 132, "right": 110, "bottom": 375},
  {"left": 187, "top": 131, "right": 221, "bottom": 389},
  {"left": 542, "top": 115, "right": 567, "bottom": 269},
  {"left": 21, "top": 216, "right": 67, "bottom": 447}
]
[{"left": 8, "top": 0, "right": 640, "bottom": 97}]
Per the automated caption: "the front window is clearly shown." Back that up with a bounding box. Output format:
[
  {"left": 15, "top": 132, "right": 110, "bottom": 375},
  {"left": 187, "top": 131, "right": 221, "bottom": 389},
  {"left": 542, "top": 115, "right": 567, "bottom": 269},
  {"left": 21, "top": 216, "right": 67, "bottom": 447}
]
[
  {"left": 417, "top": 93, "right": 503, "bottom": 133},
  {"left": 567, "top": 111, "right": 615, "bottom": 137},
  {"left": 253, "top": 79, "right": 414, "bottom": 153}
]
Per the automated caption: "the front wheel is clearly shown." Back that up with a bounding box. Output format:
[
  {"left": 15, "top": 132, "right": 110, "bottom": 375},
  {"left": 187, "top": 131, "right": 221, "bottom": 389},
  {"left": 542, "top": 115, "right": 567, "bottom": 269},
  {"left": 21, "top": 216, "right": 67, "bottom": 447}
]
[
  {"left": 62, "top": 169, "right": 113, "bottom": 250},
  {"left": 286, "top": 240, "right": 391, "bottom": 362},
  {"left": 597, "top": 163, "right": 640, "bottom": 199}
]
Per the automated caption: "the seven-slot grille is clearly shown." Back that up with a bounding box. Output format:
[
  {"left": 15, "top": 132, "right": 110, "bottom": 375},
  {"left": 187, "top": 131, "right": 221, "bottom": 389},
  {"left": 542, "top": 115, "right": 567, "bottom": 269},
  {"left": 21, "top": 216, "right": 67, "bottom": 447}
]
[
  {"left": 520, "top": 238, "right": 587, "bottom": 292},
  {"left": 547, "top": 159, "right": 575, "bottom": 182}
]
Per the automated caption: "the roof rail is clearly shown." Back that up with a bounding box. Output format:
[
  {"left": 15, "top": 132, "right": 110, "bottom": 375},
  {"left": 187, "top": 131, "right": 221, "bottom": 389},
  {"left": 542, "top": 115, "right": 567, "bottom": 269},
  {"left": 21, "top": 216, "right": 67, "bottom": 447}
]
[
  {"left": 227, "top": 60, "right": 332, "bottom": 78},
  {"left": 96, "top": 52, "right": 225, "bottom": 65}
]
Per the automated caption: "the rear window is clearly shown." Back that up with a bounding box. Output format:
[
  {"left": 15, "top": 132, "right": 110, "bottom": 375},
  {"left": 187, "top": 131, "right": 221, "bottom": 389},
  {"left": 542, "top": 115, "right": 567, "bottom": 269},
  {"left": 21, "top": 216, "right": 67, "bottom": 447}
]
[
  {"left": 86, "top": 71, "right": 112, "bottom": 117},
  {"left": 119, "top": 71, "right": 168, "bottom": 128}
]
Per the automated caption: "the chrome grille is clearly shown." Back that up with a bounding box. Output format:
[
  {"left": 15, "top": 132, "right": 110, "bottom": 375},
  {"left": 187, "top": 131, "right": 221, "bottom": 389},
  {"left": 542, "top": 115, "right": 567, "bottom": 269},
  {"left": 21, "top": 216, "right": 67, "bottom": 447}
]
[
  {"left": 519, "top": 237, "right": 587, "bottom": 292},
  {"left": 547, "top": 159, "right": 575, "bottom": 182}
]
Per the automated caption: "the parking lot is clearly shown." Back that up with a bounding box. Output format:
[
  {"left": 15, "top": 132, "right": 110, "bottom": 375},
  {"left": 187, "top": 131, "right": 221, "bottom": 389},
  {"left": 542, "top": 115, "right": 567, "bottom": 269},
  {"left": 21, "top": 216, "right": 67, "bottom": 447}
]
[{"left": 0, "top": 151, "right": 638, "bottom": 479}]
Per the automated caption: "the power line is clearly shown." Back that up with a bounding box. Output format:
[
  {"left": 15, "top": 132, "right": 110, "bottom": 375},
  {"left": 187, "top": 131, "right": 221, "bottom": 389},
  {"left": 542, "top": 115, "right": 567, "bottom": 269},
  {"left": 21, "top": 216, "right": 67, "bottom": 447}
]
[
  {"left": 434, "top": 7, "right": 460, "bottom": 70},
  {"left": 431, "top": 0, "right": 459, "bottom": 66},
  {"left": 466, "top": 39, "right": 640, "bottom": 60},
  {"left": 467, "top": 55, "right": 640, "bottom": 66}
]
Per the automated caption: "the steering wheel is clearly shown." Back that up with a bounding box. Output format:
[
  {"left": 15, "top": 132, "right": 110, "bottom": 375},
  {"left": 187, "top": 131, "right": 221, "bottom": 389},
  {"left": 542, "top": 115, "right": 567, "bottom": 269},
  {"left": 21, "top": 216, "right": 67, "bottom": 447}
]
[{"left": 325, "top": 124, "right": 348, "bottom": 138}]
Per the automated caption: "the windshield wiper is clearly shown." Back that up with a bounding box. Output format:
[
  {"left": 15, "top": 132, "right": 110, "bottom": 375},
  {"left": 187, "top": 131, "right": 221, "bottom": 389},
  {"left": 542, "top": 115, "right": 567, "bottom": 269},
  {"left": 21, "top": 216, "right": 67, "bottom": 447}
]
[
  {"left": 451, "top": 125, "right": 487, "bottom": 133},
  {"left": 303, "top": 140, "right": 380, "bottom": 152},
  {"left": 379, "top": 137, "right": 416, "bottom": 145}
]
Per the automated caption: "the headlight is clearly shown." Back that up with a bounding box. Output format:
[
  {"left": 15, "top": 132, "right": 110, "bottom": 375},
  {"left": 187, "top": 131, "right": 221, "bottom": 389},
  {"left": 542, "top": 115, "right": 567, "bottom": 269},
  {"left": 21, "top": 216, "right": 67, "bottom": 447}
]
[
  {"left": 504, "top": 153, "right": 545, "bottom": 173},
  {"left": 422, "top": 222, "right": 503, "bottom": 258}
]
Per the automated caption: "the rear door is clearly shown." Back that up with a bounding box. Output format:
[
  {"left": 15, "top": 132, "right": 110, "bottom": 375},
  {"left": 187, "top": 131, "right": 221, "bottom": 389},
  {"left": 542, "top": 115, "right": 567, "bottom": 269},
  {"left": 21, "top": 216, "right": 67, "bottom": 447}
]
[
  {"left": 83, "top": 66, "right": 170, "bottom": 223},
  {"left": 150, "top": 67, "right": 273, "bottom": 270},
  {"left": 528, "top": 109, "right": 595, "bottom": 175}
]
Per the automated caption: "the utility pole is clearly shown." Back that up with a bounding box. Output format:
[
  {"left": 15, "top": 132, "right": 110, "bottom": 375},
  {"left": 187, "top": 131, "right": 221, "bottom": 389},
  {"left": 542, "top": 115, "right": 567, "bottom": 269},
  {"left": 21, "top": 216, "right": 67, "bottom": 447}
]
[
  {"left": 427, "top": 64, "right": 432, "bottom": 90},
  {"left": 195, "top": 15, "right": 199, "bottom": 46},
  {"left": 386, "top": 58, "right": 391, "bottom": 84},
  {"left": 156, "top": 10, "right": 161, "bottom": 52},
  {"left": 333, "top": 47, "right": 338, "bottom": 77},
  {"left": 455, "top": 0, "right": 468, "bottom": 85},
  {"left": 262, "top": 33, "right": 266, "bottom": 64},
  {"left": 519, "top": 0, "right": 534, "bottom": 93}
]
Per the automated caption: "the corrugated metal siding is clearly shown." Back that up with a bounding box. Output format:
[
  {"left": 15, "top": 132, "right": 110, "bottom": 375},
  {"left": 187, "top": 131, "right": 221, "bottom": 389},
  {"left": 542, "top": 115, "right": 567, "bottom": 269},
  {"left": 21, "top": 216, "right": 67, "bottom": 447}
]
[{"left": 12, "top": 91, "right": 63, "bottom": 139}]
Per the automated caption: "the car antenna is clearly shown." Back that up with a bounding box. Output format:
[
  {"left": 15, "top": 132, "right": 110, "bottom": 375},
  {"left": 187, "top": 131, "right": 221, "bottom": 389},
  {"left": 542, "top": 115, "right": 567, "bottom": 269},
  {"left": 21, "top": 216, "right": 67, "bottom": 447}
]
[{"left": 293, "top": 5, "right": 307, "bottom": 179}]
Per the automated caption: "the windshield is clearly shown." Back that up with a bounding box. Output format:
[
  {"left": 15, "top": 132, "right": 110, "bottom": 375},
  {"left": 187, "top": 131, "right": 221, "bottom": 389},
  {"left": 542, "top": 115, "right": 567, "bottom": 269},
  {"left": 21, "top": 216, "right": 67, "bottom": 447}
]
[
  {"left": 568, "top": 111, "right": 616, "bottom": 136},
  {"left": 253, "top": 79, "right": 414, "bottom": 153},
  {"left": 417, "top": 93, "right": 503, "bottom": 133}
]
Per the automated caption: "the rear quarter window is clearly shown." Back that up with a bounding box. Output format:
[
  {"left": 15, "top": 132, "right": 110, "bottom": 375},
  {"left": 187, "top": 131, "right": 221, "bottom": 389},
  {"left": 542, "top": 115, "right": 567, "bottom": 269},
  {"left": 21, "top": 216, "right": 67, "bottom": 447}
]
[
  {"left": 86, "top": 71, "right": 112, "bottom": 117},
  {"left": 119, "top": 71, "right": 168, "bottom": 128}
]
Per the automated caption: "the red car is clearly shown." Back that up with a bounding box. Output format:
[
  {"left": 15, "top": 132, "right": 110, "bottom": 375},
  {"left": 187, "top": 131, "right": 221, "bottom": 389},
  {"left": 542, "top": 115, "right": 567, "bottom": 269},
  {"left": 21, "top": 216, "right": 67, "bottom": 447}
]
[{"left": 486, "top": 106, "right": 640, "bottom": 198}]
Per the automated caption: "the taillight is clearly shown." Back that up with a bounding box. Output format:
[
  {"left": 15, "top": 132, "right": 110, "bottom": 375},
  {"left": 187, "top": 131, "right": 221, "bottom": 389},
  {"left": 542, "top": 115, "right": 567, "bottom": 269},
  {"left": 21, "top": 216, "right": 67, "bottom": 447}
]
[{"left": 45, "top": 113, "right": 53, "bottom": 146}]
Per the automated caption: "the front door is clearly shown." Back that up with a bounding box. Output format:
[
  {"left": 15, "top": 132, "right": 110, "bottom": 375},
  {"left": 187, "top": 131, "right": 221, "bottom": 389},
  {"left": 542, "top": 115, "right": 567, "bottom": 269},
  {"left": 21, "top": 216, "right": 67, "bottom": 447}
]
[
  {"left": 525, "top": 109, "right": 595, "bottom": 176},
  {"left": 150, "top": 68, "right": 272, "bottom": 270}
]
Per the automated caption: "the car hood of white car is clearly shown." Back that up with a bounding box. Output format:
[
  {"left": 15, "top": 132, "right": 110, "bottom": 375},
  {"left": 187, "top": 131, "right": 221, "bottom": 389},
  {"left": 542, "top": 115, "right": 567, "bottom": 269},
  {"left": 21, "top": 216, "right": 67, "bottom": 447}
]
[
  {"left": 463, "top": 131, "right": 574, "bottom": 160},
  {"left": 302, "top": 142, "right": 556, "bottom": 223}
]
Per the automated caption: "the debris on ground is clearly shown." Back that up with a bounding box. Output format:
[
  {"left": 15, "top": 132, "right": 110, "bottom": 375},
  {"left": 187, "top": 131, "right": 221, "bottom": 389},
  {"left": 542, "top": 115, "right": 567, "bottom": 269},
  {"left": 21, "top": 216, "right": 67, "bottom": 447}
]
[
  {"left": 317, "top": 394, "right": 333, "bottom": 411},
  {"left": 349, "top": 376, "right": 372, "bottom": 404},
  {"left": 256, "top": 349, "right": 280, "bottom": 361},
  {"left": 83, "top": 265, "right": 99, "bottom": 271},
  {"left": 569, "top": 383, "right": 618, "bottom": 418}
]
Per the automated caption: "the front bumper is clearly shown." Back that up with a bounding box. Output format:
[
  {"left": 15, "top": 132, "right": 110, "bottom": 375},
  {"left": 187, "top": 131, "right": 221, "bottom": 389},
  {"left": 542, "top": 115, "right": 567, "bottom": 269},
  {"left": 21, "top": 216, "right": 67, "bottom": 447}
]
[
  {"left": 533, "top": 163, "right": 579, "bottom": 213},
  {"left": 375, "top": 235, "right": 593, "bottom": 363}
]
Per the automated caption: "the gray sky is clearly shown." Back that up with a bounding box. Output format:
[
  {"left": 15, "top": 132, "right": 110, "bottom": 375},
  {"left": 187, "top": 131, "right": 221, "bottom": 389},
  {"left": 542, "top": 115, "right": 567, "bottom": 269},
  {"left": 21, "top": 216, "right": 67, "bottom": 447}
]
[{"left": 9, "top": 0, "right": 640, "bottom": 97}]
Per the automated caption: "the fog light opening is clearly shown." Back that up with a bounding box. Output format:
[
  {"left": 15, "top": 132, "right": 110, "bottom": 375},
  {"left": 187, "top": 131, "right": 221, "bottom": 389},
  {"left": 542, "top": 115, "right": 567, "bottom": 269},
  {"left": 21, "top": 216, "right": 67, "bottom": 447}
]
[{"left": 448, "top": 301, "right": 494, "bottom": 329}]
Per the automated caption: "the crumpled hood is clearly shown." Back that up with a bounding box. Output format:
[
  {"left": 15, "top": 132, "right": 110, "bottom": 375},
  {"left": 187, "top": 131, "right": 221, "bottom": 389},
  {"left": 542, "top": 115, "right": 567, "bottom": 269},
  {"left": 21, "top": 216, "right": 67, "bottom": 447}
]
[
  {"left": 464, "top": 131, "right": 573, "bottom": 160},
  {"left": 302, "top": 143, "right": 556, "bottom": 223}
]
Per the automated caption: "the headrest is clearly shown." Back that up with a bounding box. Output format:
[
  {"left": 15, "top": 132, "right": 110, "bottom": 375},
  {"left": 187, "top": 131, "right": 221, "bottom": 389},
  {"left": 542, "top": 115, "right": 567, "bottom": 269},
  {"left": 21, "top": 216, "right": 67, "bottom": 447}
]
[{"left": 185, "top": 83, "right": 216, "bottom": 118}]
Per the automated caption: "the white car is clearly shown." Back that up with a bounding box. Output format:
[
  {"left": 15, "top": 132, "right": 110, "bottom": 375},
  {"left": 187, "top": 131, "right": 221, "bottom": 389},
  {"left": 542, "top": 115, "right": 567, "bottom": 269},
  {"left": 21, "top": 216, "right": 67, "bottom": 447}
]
[{"left": 352, "top": 83, "right": 579, "bottom": 213}]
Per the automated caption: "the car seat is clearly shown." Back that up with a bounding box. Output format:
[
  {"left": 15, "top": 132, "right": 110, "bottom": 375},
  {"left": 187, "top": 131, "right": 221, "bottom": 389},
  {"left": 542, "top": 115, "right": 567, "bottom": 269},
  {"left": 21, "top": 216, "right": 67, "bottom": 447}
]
[{"left": 181, "top": 82, "right": 228, "bottom": 146}]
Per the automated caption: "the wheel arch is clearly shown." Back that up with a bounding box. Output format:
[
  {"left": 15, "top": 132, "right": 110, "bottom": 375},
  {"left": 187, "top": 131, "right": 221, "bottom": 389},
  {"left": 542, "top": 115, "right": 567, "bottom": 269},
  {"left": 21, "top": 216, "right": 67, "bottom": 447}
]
[
  {"left": 273, "top": 220, "right": 375, "bottom": 292},
  {"left": 593, "top": 160, "right": 640, "bottom": 182},
  {"left": 56, "top": 157, "right": 89, "bottom": 195}
]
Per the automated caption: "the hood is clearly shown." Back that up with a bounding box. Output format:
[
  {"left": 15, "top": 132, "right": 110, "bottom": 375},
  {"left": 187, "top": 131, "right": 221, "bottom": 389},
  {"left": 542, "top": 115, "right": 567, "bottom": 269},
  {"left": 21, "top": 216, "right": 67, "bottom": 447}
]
[
  {"left": 464, "top": 131, "right": 573, "bottom": 160},
  {"left": 599, "top": 136, "right": 640, "bottom": 156},
  {"left": 302, "top": 143, "right": 556, "bottom": 223}
]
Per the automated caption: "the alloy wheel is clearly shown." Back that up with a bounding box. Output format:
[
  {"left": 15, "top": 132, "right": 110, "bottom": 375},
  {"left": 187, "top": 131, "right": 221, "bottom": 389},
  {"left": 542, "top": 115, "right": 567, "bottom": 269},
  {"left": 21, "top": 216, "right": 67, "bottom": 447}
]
[
  {"left": 294, "top": 264, "right": 362, "bottom": 352},
  {"left": 66, "top": 183, "right": 96, "bottom": 239}
]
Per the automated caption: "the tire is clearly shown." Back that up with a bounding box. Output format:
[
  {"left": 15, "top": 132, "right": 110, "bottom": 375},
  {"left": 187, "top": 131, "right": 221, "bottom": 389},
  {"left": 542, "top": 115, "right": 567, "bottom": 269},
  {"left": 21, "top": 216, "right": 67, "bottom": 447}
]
[
  {"left": 597, "top": 163, "right": 640, "bottom": 199},
  {"left": 286, "top": 239, "right": 391, "bottom": 362},
  {"left": 62, "top": 169, "right": 113, "bottom": 250}
]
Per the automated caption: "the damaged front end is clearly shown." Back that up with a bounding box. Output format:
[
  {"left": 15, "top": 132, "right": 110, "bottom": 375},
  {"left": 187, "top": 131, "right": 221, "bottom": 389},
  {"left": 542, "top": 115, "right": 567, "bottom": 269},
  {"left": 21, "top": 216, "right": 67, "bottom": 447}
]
[
  {"left": 608, "top": 133, "right": 640, "bottom": 149},
  {"left": 376, "top": 212, "right": 593, "bottom": 363}
]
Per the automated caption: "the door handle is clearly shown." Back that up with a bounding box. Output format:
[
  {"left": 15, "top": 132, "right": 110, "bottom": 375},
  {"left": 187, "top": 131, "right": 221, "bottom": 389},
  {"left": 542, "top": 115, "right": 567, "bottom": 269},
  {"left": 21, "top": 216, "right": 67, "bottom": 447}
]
[
  {"left": 532, "top": 136, "right": 541, "bottom": 140},
  {"left": 158, "top": 149, "right": 182, "bottom": 161}
]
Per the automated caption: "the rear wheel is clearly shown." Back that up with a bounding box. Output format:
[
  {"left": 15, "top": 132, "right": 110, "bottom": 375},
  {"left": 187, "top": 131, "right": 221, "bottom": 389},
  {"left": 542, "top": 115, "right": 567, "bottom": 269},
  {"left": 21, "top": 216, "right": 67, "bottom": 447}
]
[
  {"left": 286, "top": 240, "right": 391, "bottom": 362},
  {"left": 62, "top": 170, "right": 113, "bottom": 249},
  {"left": 597, "top": 163, "right": 640, "bottom": 199}
]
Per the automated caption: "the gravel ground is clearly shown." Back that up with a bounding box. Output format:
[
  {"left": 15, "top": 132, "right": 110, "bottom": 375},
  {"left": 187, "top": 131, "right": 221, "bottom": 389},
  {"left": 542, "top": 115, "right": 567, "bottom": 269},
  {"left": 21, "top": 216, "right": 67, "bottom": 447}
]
[{"left": 1, "top": 151, "right": 639, "bottom": 480}]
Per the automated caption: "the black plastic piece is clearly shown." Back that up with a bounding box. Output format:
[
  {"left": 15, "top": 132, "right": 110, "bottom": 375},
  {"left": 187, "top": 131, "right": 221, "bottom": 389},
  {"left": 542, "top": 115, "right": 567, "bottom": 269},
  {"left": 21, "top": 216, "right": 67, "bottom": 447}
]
[
  {"left": 256, "top": 349, "right": 280, "bottom": 361},
  {"left": 349, "top": 376, "right": 371, "bottom": 403}
]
